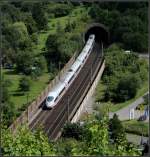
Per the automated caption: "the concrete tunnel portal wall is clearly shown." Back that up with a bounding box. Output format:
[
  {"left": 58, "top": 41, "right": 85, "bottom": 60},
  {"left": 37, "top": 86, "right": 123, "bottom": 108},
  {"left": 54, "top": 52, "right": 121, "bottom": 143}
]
[{"left": 84, "top": 23, "right": 109, "bottom": 47}]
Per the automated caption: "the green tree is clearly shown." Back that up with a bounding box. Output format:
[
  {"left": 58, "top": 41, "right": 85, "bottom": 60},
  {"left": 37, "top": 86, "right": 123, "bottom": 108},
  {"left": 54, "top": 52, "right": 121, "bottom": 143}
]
[
  {"left": 46, "top": 34, "right": 61, "bottom": 65},
  {"left": 32, "top": 3, "right": 48, "bottom": 30},
  {"left": 100, "top": 44, "right": 147, "bottom": 102},
  {"left": 62, "top": 122, "right": 91, "bottom": 141},
  {"left": 109, "top": 114, "right": 126, "bottom": 144},
  {"left": 22, "top": 12, "right": 37, "bottom": 35},
  {"left": 19, "top": 76, "right": 31, "bottom": 92},
  {"left": 33, "top": 56, "right": 47, "bottom": 76},
  {"left": 122, "top": 32, "right": 148, "bottom": 52},
  {"left": 1, "top": 79, "right": 12, "bottom": 103},
  {"left": 2, "top": 101, "right": 16, "bottom": 126},
  {"left": 16, "top": 51, "right": 34, "bottom": 75},
  {"left": 2, "top": 125, "right": 55, "bottom": 156},
  {"left": 1, "top": 79, "right": 16, "bottom": 126},
  {"left": 115, "top": 75, "right": 140, "bottom": 102},
  {"left": 88, "top": 2, "right": 148, "bottom": 52},
  {"left": 6, "top": 22, "right": 31, "bottom": 51},
  {"left": 1, "top": 3, "right": 21, "bottom": 22}
]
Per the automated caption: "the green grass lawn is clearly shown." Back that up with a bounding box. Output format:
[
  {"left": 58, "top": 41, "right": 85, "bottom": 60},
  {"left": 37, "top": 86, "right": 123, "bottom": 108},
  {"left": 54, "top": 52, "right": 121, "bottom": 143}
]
[
  {"left": 33, "top": 6, "right": 87, "bottom": 56},
  {"left": 122, "top": 120, "right": 149, "bottom": 137},
  {"left": 3, "top": 69, "right": 50, "bottom": 110},
  {"left": 3, "top": 6, "right": 89, "bottom": 112}
]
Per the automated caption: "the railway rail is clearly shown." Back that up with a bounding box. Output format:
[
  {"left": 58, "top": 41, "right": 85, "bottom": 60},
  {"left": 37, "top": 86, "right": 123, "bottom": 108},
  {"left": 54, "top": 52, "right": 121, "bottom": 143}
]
[{"left": 29, "top": 42, "right": 103, "bottom": 140}]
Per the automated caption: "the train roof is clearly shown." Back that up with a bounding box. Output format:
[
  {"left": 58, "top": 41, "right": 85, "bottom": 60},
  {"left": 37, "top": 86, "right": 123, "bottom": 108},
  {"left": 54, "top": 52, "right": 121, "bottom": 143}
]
[
  {"left": 77, "top": 50, "right": 88, "bottom": 62},
  {"left": 61, "top": 71, "right": 74, "bottom": 84},
  {"left": 48, "top": 81, "right": 65, "bottom": 98},
  {"left": 70, "top": 59, "right": 81, "bottom": 72}
]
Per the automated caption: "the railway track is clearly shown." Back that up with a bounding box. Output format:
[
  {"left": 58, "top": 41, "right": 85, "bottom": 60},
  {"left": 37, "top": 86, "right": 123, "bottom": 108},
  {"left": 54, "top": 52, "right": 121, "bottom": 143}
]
[{"left": 29, "top": 42, "right": 102, "bottom": 140}]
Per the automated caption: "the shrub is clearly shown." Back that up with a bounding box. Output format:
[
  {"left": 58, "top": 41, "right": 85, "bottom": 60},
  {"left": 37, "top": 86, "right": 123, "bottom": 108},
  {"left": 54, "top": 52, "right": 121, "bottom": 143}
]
[
  {"left": 19, "top": 76, "right": 31, "bottom": 92},
  {"left": 62, "top": 122, "right": 91, "bottom": 141}
]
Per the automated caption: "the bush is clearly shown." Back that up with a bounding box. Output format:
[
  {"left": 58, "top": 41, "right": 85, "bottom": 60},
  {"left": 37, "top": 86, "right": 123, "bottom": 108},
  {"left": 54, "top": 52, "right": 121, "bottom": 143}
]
[
  {"left": 47, "top": 3, "right": 73, "bottom": 18},
  {"left": 99, "top": 44, "right": 147, "bottom": 103},
  {"left": 31, "top": 33, "right": 38, "bottom": 44},
  {"left": 122, "top": 120, "right": 149, "bottom": 136},
  {"left": 62, "top": 122, "right": 91, "bottom": 141},
  {"left": 34, "top": 56, "right": 47, "bottom": 74},
  {"left": 19, "top": 76, "right": 31, "bottom": 92},
  {"left": 16, "top": 51, "right": 34, "bottom": 75},
  {"left": 109, "top": 114, "right": 126, "bottom": 144},
  {"left": 115, "top": 75, "right": 140, "bottom": 102},
  {"left": 2, "top": 101, "right": 16, "bottom": 126}
]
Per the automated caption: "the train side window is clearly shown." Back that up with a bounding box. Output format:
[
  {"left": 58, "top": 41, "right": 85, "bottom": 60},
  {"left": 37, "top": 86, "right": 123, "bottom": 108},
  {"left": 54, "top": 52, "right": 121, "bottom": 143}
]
[{"left": 69, "top": 69, "right": 73, "bottom": 72}]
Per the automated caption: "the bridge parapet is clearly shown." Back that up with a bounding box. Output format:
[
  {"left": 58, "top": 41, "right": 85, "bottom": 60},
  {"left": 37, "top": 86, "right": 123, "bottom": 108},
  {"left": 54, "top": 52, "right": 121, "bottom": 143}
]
[{"left": 9, "top": 52, "right": 77, "bottom": 134}]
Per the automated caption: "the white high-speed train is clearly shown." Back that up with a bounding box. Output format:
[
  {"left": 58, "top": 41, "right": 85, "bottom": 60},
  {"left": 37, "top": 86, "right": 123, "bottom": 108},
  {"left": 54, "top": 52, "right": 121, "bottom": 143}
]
[{"left": 45, "top": 34, "right": 95, "bottom": 108}]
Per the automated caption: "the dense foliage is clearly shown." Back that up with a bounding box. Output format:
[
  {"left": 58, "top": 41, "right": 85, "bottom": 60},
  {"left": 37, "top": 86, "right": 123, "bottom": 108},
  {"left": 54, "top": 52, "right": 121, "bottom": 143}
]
[
  {"left": 19, "top": 76, "right": 31, "bottom": 92},
  {"left": 109, "top": 114, "right": 126, "bottom": 144},
  {"left": 45, "top": 32, "right": 82, "bottom": 69},
  {"left": 1, "top": 2, "right": 48, "bottom": 72},
  {"left": 47, "top": 2, "right": 73, "bottom": 18},
  {"left": 1, "top": 2, "right": 147, "bottom": 156},
  {"left": 1, "top": 78, "right": 16, "bottom": 126},
  {"left": 62, "top": 122, "right": 91, "bottom": 141},
  {"left": 99, "top": 44, "right": 148, "bottom": 103},
  {"left": 1, "top": 1, "right": 85, "bottom": 127},
  {"left": 2, "top": 114, "right": 141, "bottom": 156},
  {"left": 88, "top": 2, "right": 148, "bottom": 52},
  {"left": 2, "top": 126, "right": 55, "bottom": 156}
]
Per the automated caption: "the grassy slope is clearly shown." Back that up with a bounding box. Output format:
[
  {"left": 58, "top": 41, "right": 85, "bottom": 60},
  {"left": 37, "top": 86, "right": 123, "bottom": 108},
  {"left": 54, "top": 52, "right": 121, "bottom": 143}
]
[
  {"left": 2, "top": 69, "right": 50, "bottom": 110},
  {"left": 95, "top": 77, "right": 148, "bottom": 113},
  {"left": 122, "top": 120, "right": 149, "bottom": 137},
  {"left": 110, "top": 80, "right": 148, "bottom": 112},
  {"left": 2, "top": 6, "right": 88, "bottom": 110}
]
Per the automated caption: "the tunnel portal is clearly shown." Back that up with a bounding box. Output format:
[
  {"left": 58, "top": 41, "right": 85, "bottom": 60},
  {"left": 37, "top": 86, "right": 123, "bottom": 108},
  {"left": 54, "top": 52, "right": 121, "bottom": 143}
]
[{"left": 84, "top": 23, "right": 109, "bottom": 47}]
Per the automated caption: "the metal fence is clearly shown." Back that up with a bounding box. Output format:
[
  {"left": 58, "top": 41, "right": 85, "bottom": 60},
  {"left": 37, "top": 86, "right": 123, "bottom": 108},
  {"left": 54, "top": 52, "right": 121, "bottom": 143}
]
[{"left": 9, "top": 52, "right": 77, "bottom": 134}]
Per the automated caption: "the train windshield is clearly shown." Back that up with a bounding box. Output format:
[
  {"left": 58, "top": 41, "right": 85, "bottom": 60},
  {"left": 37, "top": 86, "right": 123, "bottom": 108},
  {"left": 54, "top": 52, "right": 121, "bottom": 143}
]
[{"left": 47, "top": 96, "right": 54, "bottom": 102}]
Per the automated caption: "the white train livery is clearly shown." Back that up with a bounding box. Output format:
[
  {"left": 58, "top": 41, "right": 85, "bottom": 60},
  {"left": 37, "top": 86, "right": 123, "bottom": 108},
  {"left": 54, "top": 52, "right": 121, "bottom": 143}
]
[{"left": 46, "top": 34, "right": 95, "bottom": 108}]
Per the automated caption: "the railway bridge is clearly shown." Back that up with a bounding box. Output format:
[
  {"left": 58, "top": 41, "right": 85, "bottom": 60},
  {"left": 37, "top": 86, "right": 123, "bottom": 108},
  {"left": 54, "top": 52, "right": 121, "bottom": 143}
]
[{"left": 10, "top": 23, "right": 109, "bottom": 140}]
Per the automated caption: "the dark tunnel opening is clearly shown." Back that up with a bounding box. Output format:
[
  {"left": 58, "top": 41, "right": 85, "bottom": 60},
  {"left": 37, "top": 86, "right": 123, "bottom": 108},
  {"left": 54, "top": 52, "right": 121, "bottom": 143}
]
[{"left": 84, "top": 23, "right": 109, "bottom": 47}]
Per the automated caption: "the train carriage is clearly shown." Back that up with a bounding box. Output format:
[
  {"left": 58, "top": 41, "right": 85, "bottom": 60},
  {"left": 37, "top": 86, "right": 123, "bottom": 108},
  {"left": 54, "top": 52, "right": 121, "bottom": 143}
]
[{"left": 45, "top": 34, "right": 95, "bottom": 108}]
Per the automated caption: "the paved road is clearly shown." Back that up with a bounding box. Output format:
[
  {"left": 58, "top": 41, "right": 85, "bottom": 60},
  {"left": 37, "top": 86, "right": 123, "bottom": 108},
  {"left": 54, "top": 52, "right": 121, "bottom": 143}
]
[{"left": 109, "top": 92, "right": 148, "bottom": 121}]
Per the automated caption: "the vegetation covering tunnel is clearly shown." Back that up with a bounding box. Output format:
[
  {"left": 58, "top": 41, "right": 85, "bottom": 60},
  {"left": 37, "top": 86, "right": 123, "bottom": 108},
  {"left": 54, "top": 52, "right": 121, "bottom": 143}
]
[{"left": 84, "top": 23, "right": 109, "bottom": 47}]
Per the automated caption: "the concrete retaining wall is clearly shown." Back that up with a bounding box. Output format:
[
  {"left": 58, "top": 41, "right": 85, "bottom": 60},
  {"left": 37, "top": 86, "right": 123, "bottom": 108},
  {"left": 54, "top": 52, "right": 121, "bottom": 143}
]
[{"left": 71, "top": 60, "right": 105, "bottom": 122}]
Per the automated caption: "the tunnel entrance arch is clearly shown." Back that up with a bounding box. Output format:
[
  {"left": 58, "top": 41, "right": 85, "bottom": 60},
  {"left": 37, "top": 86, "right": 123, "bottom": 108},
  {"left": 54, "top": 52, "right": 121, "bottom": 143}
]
[{"left": 84, "top": 23, "right": 109, "bottom": 47}]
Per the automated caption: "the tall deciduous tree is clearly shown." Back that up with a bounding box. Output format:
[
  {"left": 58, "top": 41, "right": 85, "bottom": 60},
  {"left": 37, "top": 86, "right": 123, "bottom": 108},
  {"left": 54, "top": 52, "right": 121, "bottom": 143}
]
[
  {"left": 2, "top": 126, "right": 55, "bottom": 156},
  {"left": 32, "top": 3, "right": 48, "bottom": 30},
  {"left": 6, "top": 22, "right": 31, "bottom": 51},
  {"left": 16, "top": 51, "right": 34, "bottom": 75}
]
